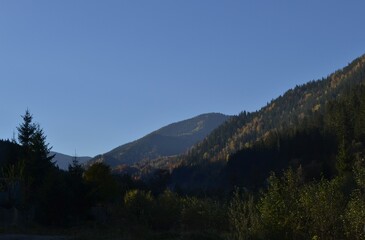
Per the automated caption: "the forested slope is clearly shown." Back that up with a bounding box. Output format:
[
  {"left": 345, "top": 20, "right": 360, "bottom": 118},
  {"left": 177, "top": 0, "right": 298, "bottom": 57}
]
[{"left": 170, "top": 54, "right": 365, "bottom": 192}]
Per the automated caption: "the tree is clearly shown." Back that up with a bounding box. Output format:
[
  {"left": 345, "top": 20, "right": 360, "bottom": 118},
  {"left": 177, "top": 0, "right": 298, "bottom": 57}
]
[
  {"left": 258, "top": 168, "right": 305, "bottom": 240},
  {"left": 180, "top": 196, "right": 228, "bottom": 232},
  {"left": 84, "top": 162, "right": 119, "bottom": 204},
  {"left": 152, "top": 190, "right": 182, "bottom": 230},
  {"left": 31, "top": 124, "right": 55, "bottom": 167},
  {"left": 16, "top": 110, "right": 54, "bottom": 166},
  {"left": 35, "top": 168, "right": 70, "bottom": 226},
  {"left": 16, "top": 110, "right": 55, "bottom": 205},
  {"left": 299, "top": 177, "right": 345, "bottom": 240},
  {"left": 67, "top": 154, "right": 90, "bottom": 223},
  {"left": 68, "top": 153, "right": 84, "bottom": 178},
  {"left": 354, "top": 88, "right": 365, "bottom": 141},
  {"left": 123, "top": 189, "right": 154, "bottom": 225},
  {"left": 345, "top": 189, "right": 365, "bottom": 240},
  {"left": 148, "top": 169, "right": 170, "bottom": 195},
  {"left": 17, "top": 109, "right": 36, "bottom": 148},
  {"left": 0, "top": 160, "right": 25, "bottom": 208},
  {"left": 24, "top": 123, "right": 55, "bottom": 192},
  {"left": 344, "top": 160, "right": 365, "bottom": 240},
  {"left": 228, "top": 189, "right": 261, "bottom": 240}
]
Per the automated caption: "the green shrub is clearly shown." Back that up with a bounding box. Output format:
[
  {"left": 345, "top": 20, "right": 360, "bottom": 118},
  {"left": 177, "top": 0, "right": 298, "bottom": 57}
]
[
  {"left": 84, "top": 163, "right": 119, "bottom": 204},
  {"left": 228, "top": 189, "right": 261, "bottom": 240},
  {"left": 151, "top": 190, "right": 182, "bottom": 230},
  {"left": 344, "top": 163, "right": 365, "bottom": 240},
  {"left": 258, "top": 169, "right": 304, "bottom": 239},
  {"left": 344, "top": 189, "right": 365, "bottom": 240},
  {"left": 299, "top": 177, "right": 345, "bottom": 240},
  {"left": 180, "top": 196, "right": 228, "bottom": 232},
  {"left": 124, "top": 189, "right": 154, "bottom": 225}
]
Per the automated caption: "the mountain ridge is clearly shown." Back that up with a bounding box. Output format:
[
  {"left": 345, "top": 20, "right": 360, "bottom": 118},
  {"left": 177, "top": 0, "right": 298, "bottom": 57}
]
[
  {"left": 182, "top": 54, "right": 365, "bottom": 165},
  {"left": 165, "top": 53, "right": 365, "bottom": 191},
  {"left": 87, "top": 113, "right": 230, "bottom": 167}
]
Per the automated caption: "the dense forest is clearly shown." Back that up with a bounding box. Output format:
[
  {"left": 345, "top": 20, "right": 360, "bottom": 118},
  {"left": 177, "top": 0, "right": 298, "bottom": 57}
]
[
  {"left": 1, "top": 54, "right": 365, "bottom": 239},
  {"left": 169, "top": 54, "right": 365, "bottom": 193}
]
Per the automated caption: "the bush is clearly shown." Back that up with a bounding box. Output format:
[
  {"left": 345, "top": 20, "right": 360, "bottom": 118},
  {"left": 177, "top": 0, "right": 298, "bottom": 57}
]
[
  {"left": 124, "top": 189, "right": 154, "bottom": 225},
  {"left": 84, "top": 163, "right": 119, "bottom": 204},
  {"left": 299, "top": 177, "right": 345, "bottom": 240},
  {"left": 258, "top": 169, "right": 304, "bottom": 239},
  {"left": 151, "top": 190, "right": 182, "bottom": 230},
  {"left": 344, "top": 189, "right": 365, "bottom": 240},
  {"left": 228, "top": 189, "right": 261, "bottom": 240},
  {"left": 180, "top": 196, "right": 228, "bottom": 232},
  {"left": 344, "top": 163, "right": 365, "bottom": 240}
]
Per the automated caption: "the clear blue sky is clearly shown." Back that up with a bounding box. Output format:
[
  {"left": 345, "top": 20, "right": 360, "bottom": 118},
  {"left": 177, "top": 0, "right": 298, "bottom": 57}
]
[{"left": 1, "top": 1, "right": 364, "bottom": 157}]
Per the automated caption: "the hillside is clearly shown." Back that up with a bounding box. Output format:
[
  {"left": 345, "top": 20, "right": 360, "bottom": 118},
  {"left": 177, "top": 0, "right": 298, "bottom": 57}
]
[
  {"left": 88, "top": 113, "right": 230, "bottom": 167},
  {"left": 168, "top": 54, "right": 365, "bottom": 192},
  {"left": 181, "top": 54, "right": 365, "bottom": 165}
]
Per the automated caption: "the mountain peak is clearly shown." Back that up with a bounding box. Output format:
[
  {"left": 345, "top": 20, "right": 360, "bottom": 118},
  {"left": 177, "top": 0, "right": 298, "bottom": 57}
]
[{"left": 87, "top": 113, "right": 230, "bottom": 167}]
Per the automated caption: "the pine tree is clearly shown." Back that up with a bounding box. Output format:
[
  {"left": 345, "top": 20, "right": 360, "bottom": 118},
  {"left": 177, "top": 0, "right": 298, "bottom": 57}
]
[
  {"left": 17, "top": 109, "right": 36, "bottom": 148},
  {"left": 16, "top": 110, "right": 55, "bottom": 204},
  {"left": 27, "top": 124, "right": 55, "bottom": 191},
  {"left": 69, "top": 153, "right": 83, "bottom": 178},
  {"left": 31, "top": 124, "right": 55, "bottom": 165}
]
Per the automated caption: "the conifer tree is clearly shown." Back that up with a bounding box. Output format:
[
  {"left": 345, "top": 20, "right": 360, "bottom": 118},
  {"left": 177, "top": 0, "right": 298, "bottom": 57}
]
[
  {"left": 16, "top": 110, "right": 55, "bottom": 204},
  {"left": 17, "top": 109, "right": 36, "bottom": 148},
  {"left": 31, "top": 124, "right": 55, "bottom": 165},
  {"left": 69, "top": 153, "right": 83, "bottom": 178}
]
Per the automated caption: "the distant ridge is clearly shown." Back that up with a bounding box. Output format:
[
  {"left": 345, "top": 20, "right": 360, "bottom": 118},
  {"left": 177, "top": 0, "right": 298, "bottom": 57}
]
[
  {"left": 52, "top": 152, "right": 91, "bottom": 170},
  {"left": 87, "top": 113, "right": 230, "bottom": 168}
]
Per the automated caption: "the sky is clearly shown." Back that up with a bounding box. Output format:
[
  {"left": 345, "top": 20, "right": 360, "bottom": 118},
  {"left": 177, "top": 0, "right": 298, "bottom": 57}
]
[{"left": 1, "top": 1, "right": 365, "bottom": 157}]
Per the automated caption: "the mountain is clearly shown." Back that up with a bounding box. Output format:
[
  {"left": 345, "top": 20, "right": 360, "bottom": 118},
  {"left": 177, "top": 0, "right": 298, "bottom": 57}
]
[
  {"left": 52, "top": 152, "right": 91, "bottom": 170},
  {"left": 168, "top": 54, "right": 365, "bottom": 192},
  {"left": 181, "top": 54, "right": 365, "bottom": 164},
  {"left": 88, "top": 113, "right": 230, "bottom": 168}
]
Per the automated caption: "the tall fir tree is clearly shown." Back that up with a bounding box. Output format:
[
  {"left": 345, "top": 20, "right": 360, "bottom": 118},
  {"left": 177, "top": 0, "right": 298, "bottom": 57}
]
[
  {"left": 17, "top": 109, "right": 36, "bottom": 148},
  {"left": 69, "top": 152, "right": 83, "bottom": 178},
  {"left": 31, "top": 124, "right": 55, "bottom": 165},
  {"left": 16, "top": 110, "right": 55, "bottom": 205}
]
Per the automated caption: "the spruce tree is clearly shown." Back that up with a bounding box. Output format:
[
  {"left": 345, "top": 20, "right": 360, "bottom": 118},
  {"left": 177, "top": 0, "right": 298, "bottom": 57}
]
[
  {"left": 69, "top": 153, "right": 83, "bottom": 178},
  {"left": 31, "top": 124, "right": 55, "bottom": 165},
  {"left": 16, "top": 110, "right": 55, "bottom": 204},
  {"left": 17, "top": 109, "right": 36, "bottom": 148}
]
